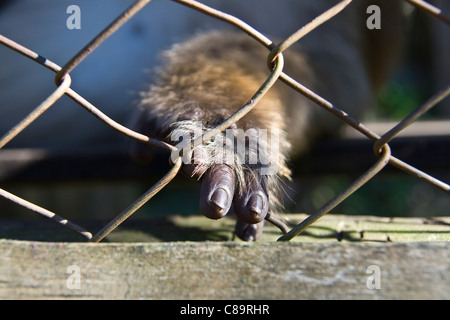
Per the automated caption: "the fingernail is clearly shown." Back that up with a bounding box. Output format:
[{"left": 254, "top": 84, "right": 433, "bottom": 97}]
[
  {"left": 247, "top": 194, "right": 264, "bottom": 215},
  {"left": 210, "top": 188, "right": 228, "bottom": 211}
]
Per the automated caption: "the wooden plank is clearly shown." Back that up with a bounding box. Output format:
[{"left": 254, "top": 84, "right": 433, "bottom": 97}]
[
  {"left": 1, "top": 215, "right": 449, "bottom": 299},
  {"left": 0, "top": 239, "right": 448, "bottom": 299},
  {"left": 0, "top": 214, "right": 450, "bottom": 299}
]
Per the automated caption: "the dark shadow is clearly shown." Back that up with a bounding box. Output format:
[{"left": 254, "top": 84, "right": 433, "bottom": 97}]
[
  {"left": 0, "top": 216, "right": 232, "bottom": 243},
  {"left": 108, "top": 216, "right": 232, "bottom": 242}
]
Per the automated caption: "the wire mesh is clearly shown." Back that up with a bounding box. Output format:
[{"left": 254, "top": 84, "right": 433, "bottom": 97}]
[{"left": 0, "top": 0, "right": 448, "bottom": 242}]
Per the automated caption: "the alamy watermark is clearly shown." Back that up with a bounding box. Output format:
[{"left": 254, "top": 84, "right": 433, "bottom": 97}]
[
  {"left": 366, "top": 265, "right": 381, "bottom": 290},
  {"left": 66, "top": 5, "right": 81, "bottom": 30},
  {"left": 169, "top": 121, "right": 281, "bottom": 176},
  {"left": 66, "top": 264, "right": 81, "bottom": 290},
  {"left": 65, "top": 4, "right": 382, "bottom": 33},
  {"left": 366, "top": 5, "right": 381, "bottom": 30}
]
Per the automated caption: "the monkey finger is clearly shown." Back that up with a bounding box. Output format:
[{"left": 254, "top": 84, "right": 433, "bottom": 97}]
[
  {"left": 199, "top": 164, "right": 235, "bottom": 220},
  {"left": 233, "top": 179, "right": 269, "bottom": 224},
  {"left": 234, "top": 219, "right": 264, "bottom": 242}
]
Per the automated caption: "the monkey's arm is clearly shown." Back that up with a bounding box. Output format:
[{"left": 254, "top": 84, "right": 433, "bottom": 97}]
[
  {"left": 130, "top": 0, "right": 402, "bottom": 241},
  {"left": 130, "top": 31, "right": 294, "bottom": 241}
]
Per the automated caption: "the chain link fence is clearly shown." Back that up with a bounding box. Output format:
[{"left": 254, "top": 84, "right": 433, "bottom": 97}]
[{"left": 0, "top": 0, "right": 449, "bottom": 242}]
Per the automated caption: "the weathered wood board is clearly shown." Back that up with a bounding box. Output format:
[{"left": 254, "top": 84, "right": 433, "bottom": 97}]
[
  {"left": 0, "top": 240, "right": 448, "bottom": 300},
  {"left": 0, "top": 214, "right": 449, "bottom": 299}
]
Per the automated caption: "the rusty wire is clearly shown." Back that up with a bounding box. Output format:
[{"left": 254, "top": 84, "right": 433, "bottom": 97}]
[
  {"left": 278, "top": 145, "right": 392, "bottom": 241},
  {"left": 0, "top": 0, "right": 449, "bottom": 242},
  {"left": 0, "top": 187, "right": 93, "bottom": 240},
  {"left": 0, "top": 0, "right": 179, "bottom": 240},
  {"left": 91, "top": 157, "right": 183, "bottom": 243},
  {"left": 403, "top": 0, "right": 450, "bottom": 25},
  {"left": 54, "top": 0, "right": 153, "bottom": 85}
]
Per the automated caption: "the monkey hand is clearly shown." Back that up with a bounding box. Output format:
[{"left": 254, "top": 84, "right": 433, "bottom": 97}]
[
  {"left": 129, "top": 31, "right": 290, "bottom": 241},
  {"left": 169, "top": 121, "right": 288, "bottom": 241},
  {"left": 130, "top": 113, "right": 289, "bottom": 241}
]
